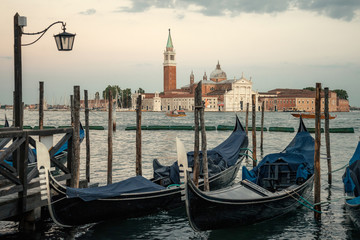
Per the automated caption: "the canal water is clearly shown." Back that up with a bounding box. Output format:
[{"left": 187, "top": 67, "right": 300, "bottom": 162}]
[{"left": 0, "top": 109, "right": 359, "bottom": 239}]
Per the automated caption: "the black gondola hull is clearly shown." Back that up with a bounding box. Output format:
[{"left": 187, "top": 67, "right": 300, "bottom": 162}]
[
  {"left": 186, "top": 175, "right": 314, "bottom": 231},
  {"left": 49, "top": 157, "right": 243, "bottom": 226},
  {"left": 345, "top": 202, "right": 360, "bottom": 229},
  {"left": 51, "top": 183, "right": 182, "bottom": 226}
]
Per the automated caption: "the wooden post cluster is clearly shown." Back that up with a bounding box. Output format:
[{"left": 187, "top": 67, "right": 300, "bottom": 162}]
[
  {"left": 193, "top": 81, "right": 209, "bottom": 191},
  {"left": 70, "top": 86, "right": 81, "bottom": 188},
  {"left": 84, "top": 90, "right": 91, "bottom": 183},
  {"left": 314, "top": 83, "right": 322, "bottom": 220},
  {"left": 108, "top": 90, "right": 113, "bottom": 184},
  {"left": 252, "top": 94, "right": 257, "bottom": 168},
  {"left": 136, "top": 95, "right": 142, "bottom": 176},
  {"left": 324, "top": 87, "right": 332, "bottom": 184}
]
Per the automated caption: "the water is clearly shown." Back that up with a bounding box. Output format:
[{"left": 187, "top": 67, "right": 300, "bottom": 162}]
[{"left": 0, "top": 109, "right": 360, "bottom": 239}]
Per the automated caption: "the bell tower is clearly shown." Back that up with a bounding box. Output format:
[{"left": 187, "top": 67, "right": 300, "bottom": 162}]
[{"left": 163, "top": 29, "right": 176, "bottom": 93}]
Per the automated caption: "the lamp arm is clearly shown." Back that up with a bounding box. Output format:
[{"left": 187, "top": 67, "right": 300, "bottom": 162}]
[{"left": 22, "top": 21, "right": 65, "bottom": 47}]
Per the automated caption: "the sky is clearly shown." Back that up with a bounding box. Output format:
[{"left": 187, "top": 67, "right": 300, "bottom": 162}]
[{"left": 1, "top": 0, "right": 360, "bottom": 106}]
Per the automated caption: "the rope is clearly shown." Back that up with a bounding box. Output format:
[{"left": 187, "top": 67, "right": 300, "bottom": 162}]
[
  {"left": 285, "top": 189, "right": 322, "bottom": 214},
  {"left": 330, "top": 164, "right": 349, "bottom": 174},
  {"left": 240, "top": 148, "right": 253, "bottom": 154},
  {"left": 313, "top": 196, "right": 354, "bottom": 206},
  {"left": 167, "top": 184, "right": 180, "bottom": 189},
  {"left": 242, "top": 153, "right": 257, "bottom": 163}
]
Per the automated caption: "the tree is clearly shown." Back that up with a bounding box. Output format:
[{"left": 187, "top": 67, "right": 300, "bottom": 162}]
[
  {"left": 333, "top": 89, "right": 348, "bottom": 100},
  {"left": 103, "top": 85, "right": 120, "bottom": 100},
  {"left": 137, "top": 88, "right": 145, "bottom": 94},
  {"left": 303, "top": 87, "right": 315, "bottom": 91},
  {"left": 119, "top": 88, "right": 132, "bottom": 108}
]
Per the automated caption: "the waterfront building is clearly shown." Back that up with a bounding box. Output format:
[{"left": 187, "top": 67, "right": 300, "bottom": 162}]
[
  {"left": 259, "top": 88, "right": 350, "bottom": 112},
  {"left": 131, "top": 29, "right": 258, "bottom": 112}
]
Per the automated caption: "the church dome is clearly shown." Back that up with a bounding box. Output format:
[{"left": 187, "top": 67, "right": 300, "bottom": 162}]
[{"left": 210, "top": 61, "right": 227, "bottom": 82}]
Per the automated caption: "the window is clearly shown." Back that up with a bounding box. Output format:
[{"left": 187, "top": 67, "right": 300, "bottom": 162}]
[
  {"left": 170, "top": 55, "right": 174, "bottom": 60},
  {"left": 165, "top": 55, "right": 168, "bottom": 60}
]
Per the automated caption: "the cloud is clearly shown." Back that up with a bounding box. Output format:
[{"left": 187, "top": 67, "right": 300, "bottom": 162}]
[
  {"left": 116, "top": 0, "right": 360, "bottom": 21},
  {"left": 79, "top": 8, "right": 96, "bottom": 15},
  {"left": 296, "top": 0, "right": 360, "bottom": 21}
]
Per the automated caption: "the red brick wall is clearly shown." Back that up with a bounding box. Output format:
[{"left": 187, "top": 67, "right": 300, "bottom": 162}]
[
  {"left": 337, "top": 99, "right": 350, "bottom": 112},
  {"left": 164, "top": 66, "right": 176, "bottom": 92}
]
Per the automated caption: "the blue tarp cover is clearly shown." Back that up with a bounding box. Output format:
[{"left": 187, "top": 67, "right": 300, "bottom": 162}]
[
  {"left": 153, "top": 117, "right": 248, "bottom": 184},
  {"left": 347, "top": 196, "right": 360, "bottom": 205},
  {"left": 243, "top": 128, "right": 315, "bottom": 184},
  {"left": 343, "top": 141, "right": 360, "bottom": 198},
  {"left": 66, "top": 175, "right": 165, "bottom": 201}
]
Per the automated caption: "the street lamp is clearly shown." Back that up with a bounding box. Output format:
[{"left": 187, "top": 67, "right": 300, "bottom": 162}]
[
  {"left": 54, "top": 23, "right": 76, "bottom": 51},
  {"left": 13, "top": 13, "right": 75, "bottom": 128}
]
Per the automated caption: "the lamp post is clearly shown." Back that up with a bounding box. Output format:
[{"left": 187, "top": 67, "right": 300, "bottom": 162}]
[{"left": 13, "top": 12, "right": 75, "bottom": 128}]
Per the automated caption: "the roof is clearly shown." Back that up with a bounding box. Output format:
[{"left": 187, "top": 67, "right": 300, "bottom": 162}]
[{"left": 210, "top": 61, "right": 227, "bottom": 80}]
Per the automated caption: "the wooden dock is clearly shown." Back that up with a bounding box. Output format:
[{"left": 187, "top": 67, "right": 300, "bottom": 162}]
[{"left": 0, "top": 127, "right": 75, "bottom": 230}]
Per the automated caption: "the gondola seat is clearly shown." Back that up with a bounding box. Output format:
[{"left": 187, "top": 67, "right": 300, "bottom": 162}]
[{"left": 261, "top": 160, "right": 294, "bottom": 192}]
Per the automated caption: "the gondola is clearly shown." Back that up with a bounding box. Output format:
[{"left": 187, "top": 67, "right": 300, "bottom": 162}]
[
  {"left": 38, "top": 116, "right": 248, "bottom": 226},
  {"left": 153, "top": 115, "right": 248, "bottom": 190},
  {"left": 185, "top": 117, "right": 315, "bottom": 231},
  {"left": 343, "top": 140, "right": 360, "bottom": 228}
]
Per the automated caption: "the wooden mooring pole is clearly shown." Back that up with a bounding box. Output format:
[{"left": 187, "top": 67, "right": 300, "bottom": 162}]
[
  {"left": 84, "top": 90, "right": 91, "bottom": 183},
  {"left": 199, "top": 82, "right": 209, "bottom": 191},
  {"left": 260, "top": 101, "right": 265, "bottom": 154},
  {"left": 108, "top": 90, "right": 113, "bottom": 184},
  {"left": 70, "top": 86, "right": 81, "bottom": 188},
  {"left": 193, "top": 83, "right": 201, "bottom": 186},
  {"left": 70, "top": 95, "right": 74, "bottom": 126},
  {"left": 314, "top": 83, "right": 322, "bottom": 219},
  {"left": 136, "top": 95, "right": 142, "bottom": 176},
  {"left": 39, "top": 81, "right": 44, "bottom": 131},
  {"left": 324, "top": 87, "right": 332, "bottom": 185},
  {"left": 252, "top": 94, "right": 257, "bottom": 168},
  {"left": 246, "top": 102, "right": 249, "bottom": 135},
  {"left": 113, "top": 93, "right": 117, "bottom": 132}
]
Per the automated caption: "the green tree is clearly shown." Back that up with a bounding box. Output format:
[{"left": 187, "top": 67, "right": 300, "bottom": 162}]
[
  {"left": 103, "top": 85, "right": 120, "bottom": 100},
  {"left": 333, "top": 89, "right": 348, "bottom": 100},
  {"left": 137, "top": 88, "right": 145, "bottom": 94},
  {"left": 119, "top": 88, "right": 132, "bottom": 108},
  {"left": 303, "top": 87, "right": 315, "bottom": 91}
]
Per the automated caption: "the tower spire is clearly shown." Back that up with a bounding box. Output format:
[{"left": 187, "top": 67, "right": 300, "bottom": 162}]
[
  {"left": 216, "top": 60, "right": 221, "bottom": 69},
  {"left": 166, "top": 28, "right": 174, "bottom": 51},
  {"left": 163, "top": 29, "right": 176, "bottom": 93}
]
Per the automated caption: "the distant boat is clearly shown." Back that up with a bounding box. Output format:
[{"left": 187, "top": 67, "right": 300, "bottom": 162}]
[
  {"left": 291, "top": 113, "right": 336, "bottom": 119},
  {"left": 166, "top": 110, "right": 186, "bottom": 117}
]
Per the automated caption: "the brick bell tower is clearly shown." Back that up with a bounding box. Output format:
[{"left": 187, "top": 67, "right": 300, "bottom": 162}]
[{"left": 163, "top": 29, "right": 176, "bottom": 93}]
